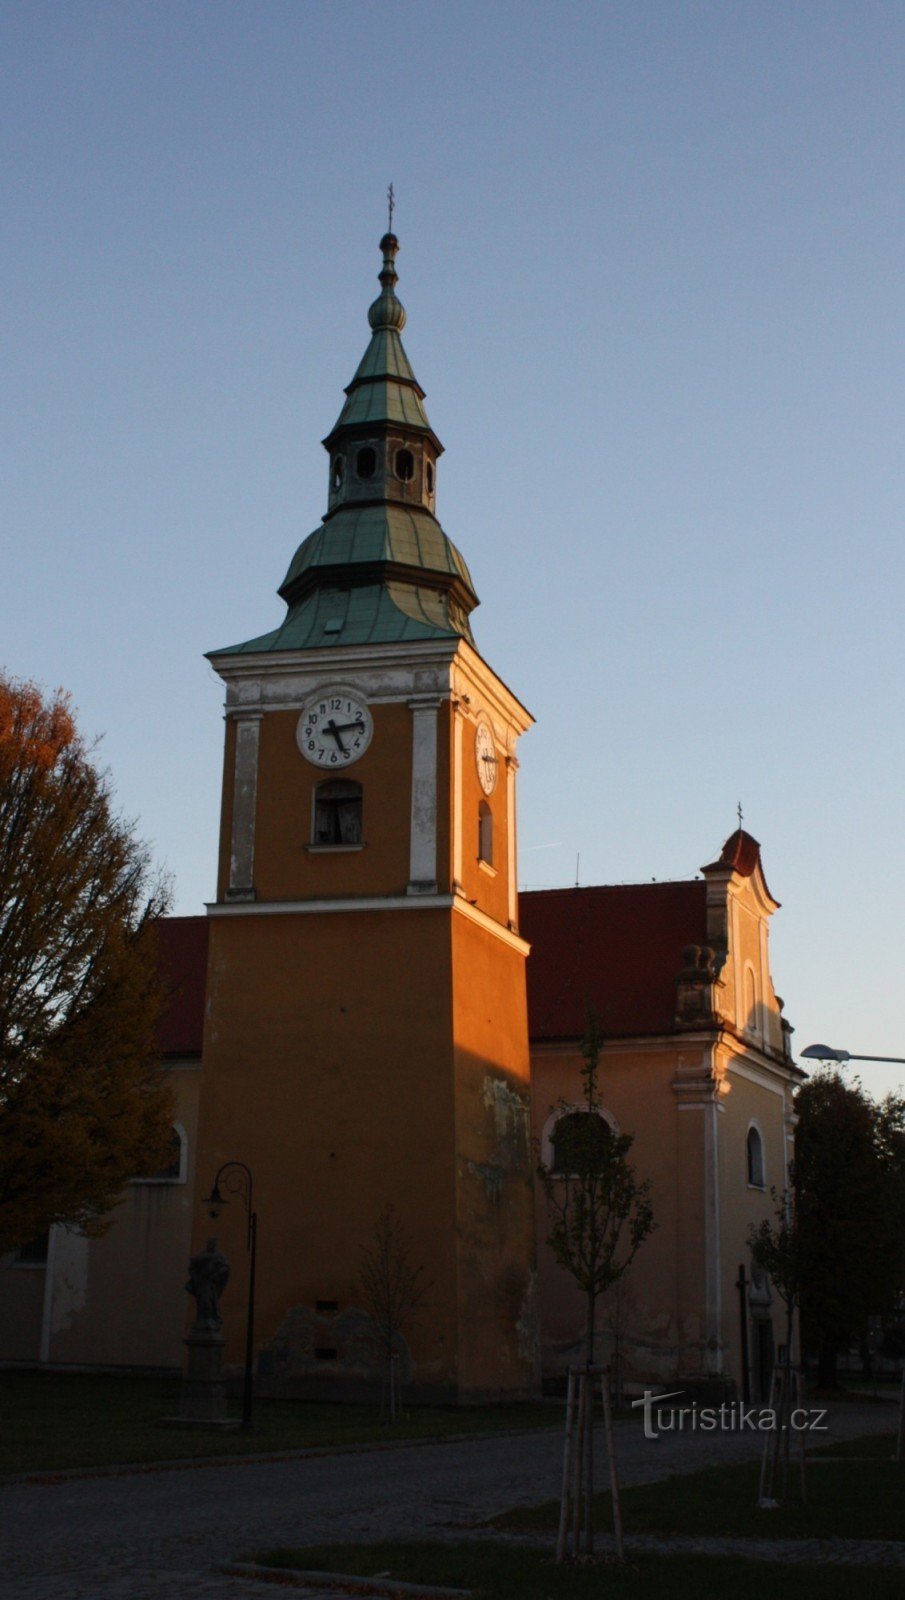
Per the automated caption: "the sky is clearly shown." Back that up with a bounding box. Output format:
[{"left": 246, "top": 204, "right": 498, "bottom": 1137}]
[{"left": 3, "top": 1, "right": 904, "bottom": 1096}]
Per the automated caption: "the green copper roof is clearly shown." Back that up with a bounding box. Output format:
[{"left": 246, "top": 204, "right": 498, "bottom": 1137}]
[
  {"left": 331, "top": 377, "right": 431, "bottom": 433},
  {"left": 209, "top": 230, "right": 477, "bottom": 662},
  {"left": 279, "top": 505, "right": 475, "bottom": 601},
  {"left": 349, "top": 325, "right": 420, "bottom": 388},
  {"left": 324, "top": 233, "right": 440, "bottom": 447},
  {"left": 211, "top": 579, "right": 475, "bottom": 655}
]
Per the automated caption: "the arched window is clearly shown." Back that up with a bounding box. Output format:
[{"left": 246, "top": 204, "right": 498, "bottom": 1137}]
[
  {"left": 478, "top": 800, "right": 493, "bottom": 866},
  {"left": 395, "top": 447, "right": 415, "bottom": 481},
  {"left": 331, "top": 455, "right": 344, "bottom": 491},
  {"left": 313, "top": 780, "right": 363, "bottom": 846},
  {"left": 133, "top": 1124, "right": 187, "bottom": 1185},
  {"left": 541, "top": 1106, "right": 619, "bottom": 1175},
  {"left": 356, "top": 446, "right": 377, "bottom": 480},
  {"left": 425, "top": 460, "right": 434, "bottom": 494},
  {"left": 746, "top": 1125, "right": 765, "bottom": 1188},
  {"left": 744, "top": 964, "right": 758, "bottom": 1035}
]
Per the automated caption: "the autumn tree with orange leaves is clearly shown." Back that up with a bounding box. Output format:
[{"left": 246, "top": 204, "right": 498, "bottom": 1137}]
[{"left": 0, "top": 675, "right": 173, "bottom": 1253}]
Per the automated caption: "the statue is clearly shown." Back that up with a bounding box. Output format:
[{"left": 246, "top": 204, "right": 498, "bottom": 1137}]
[{"left": 185, "top": 1238, "right": 230, "bottom": 1330}]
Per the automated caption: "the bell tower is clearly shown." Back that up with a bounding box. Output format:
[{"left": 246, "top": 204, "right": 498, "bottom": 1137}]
[{"left": 194, "top": 232, "right": 538, "bottom": 1401}]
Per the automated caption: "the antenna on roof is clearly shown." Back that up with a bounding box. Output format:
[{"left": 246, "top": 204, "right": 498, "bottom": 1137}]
[
  {"left": 737, "top": 801, "right": 744, "bottom": 830},
  {"left": 575, "top": 853, "right": 580, "bottom": 888},
  {"left": 387, "top": 182, "right": 395, "bottom": 233}
]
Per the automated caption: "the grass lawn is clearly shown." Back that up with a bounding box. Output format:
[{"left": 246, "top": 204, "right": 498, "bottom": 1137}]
[
  {"left": 0, "top": 1370, "right": 559, "bottom": 1477},
  {"left": 809, "top": 1430, "right": 897, "bottom": 1458},
  {"left": 490, "top": 1453, "right": 905, "bottom": 1542},
  {"left": 247, "top": 1542, "right": 905, "bottom": 1597}
]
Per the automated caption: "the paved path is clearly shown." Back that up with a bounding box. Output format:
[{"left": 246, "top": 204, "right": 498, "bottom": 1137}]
[{"left": 0, "top": 1402, "right": 896, "bottom": 1598}]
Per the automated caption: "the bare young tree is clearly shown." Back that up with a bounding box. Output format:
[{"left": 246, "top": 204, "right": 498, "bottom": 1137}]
[
  {"left": 538, "top": 1015, "right": 655, "bottom": 1561},
  {"left": 0, "top": 676, "right": 173, "bottom": 1252},
  {"left": 359, "top": 1202, "right": 432, "bottom": 1419}
]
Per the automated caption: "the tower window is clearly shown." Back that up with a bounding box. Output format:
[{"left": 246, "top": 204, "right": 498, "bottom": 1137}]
[
  {"left": 313, "top": 780, "right": 363, "bottom": 846},
  {"left": 356, "top": 447, "right": 377, "bottom": 480},
  {"left": 395, "top": 448, "right": 415, "bottom": 481},
  {"left": 331, "top": 455, "right": 344, "bottom": 491},
  {"left": 425, "top": 460, "right": 434, "bottom": 494},
  {"left": 478, "top": 800, "right": 493, "bottom": 866}
]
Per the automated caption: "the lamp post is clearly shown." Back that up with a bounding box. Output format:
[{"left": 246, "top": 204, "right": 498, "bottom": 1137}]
[
  {"left": 800, "top": 1045, "right": 905, "bottom": 1067},
  {"left": 203, "top": 1161, "right": 257, "bottom": 1430},
  {"left": 800, "top": 1044, "right": 905, "bottom": 1463}
]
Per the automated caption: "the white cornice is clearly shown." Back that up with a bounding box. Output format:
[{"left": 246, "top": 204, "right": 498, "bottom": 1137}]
[
  {"left": 210, "top": 635, "right": 533, "bottom": 735},
  {"left": 207, "top": 893, "right": 457, "bottom": 917},
  {"left": 205, "top": 891, "right": 530, "bottom": 956},
  {"left": 452, "top": 894, "right": 530, "bottom": 954}
]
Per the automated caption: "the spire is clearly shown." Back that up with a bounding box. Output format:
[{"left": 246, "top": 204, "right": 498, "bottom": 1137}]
[
  {"left": 326, "top": 232, "right": 437, "bottom": 444},
  {"left": 367, "top": 232, "right": 406, "bottom": 332},
  {"left": 209, "top": 229, "right": 479, "bottom": 660}
]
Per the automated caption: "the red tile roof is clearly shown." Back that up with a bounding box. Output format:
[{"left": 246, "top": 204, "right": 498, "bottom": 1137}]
[
  {"left": 155, "top": 916, "right": 208, "bottom": 1055},
  {"left": 153, "top": 878, "right": 710, "bottom": 1055},
  {"left": 520, "top": 881, "right": 707, "bottom": 1042}
]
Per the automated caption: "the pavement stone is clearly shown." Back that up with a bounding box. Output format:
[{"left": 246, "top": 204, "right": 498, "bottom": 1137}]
[{"left": 0, "top": 1400, "right": 897, "bottom": 1597}]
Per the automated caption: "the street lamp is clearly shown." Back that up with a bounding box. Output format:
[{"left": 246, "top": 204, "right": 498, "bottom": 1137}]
[
  {"left": 203, "top": 1160, "right": 257, "bottom": 1430},
  {"left": 801, "top": 1044, "right": 905, "bottom": 1066}
]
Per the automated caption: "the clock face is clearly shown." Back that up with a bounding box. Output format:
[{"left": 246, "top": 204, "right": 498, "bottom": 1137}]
[
  {"left": 297, "top": 690, "right": 373, "bottom": 769},
  {"left": 475, "top": 720, "right": 498, "bottom": 795}
]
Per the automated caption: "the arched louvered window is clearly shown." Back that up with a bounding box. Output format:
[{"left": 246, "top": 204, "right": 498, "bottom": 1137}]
[{"left": 313, "top": 780, "right": 363, "bottom": 846}]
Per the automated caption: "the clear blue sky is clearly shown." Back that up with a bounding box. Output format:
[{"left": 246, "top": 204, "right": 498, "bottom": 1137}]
[{"left": 3, "top": 1, "right": 904, "bottom": 1095}]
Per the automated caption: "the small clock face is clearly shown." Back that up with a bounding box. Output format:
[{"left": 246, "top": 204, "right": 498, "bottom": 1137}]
[
  {"left": 297, "top": 690, "right": 373, "bottom": 768},
  {"left": 475, "top": 720, "right": 498, "bottom": 795}
]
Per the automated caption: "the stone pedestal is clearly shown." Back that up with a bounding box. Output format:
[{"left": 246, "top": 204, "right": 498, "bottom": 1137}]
[{"left": 160, "top": 1327, "right": 240, "bottom": 1430}]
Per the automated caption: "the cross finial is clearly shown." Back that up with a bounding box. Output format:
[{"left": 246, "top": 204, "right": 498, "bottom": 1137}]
[
  {"left": 387, "top": 182, "right": 395, "bottom": 233},
  {"left": 737, "top": 801, "right": 744, "bottom": 829}
]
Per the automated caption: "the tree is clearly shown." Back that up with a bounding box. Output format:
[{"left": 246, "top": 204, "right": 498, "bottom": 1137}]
[
  {"left": 359, "top": 1202, "right": 431, "bottom": 1419},
  {"left": 538, "top": 1015, "right": 655, "bottom": 1560},
  {"left": 538, "top": 1016, "right": 655, "bottom": 1369},
  {"left": 0, "top": 675, "right": 173, "bottom": 1254},
  {"left": 792, "top": 1071, "right": 905, "bottom": 1388},
  {"left": 749, "top": 1192, "right": 807, "bottom": 1505}
]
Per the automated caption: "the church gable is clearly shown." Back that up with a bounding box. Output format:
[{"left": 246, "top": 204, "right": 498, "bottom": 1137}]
[{"left": 701, "top": 829, "right": 787, "bottom": 1060}]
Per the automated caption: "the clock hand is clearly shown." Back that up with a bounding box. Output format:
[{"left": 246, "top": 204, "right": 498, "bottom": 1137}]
[
  {"left": 324, "top": 719, "right": 347, "bottom": 753},
  {"left": 331, "top": 720, "right": 365, "bottom": 735}
]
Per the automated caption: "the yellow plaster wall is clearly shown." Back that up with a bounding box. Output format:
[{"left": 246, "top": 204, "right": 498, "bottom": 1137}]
[
  {"left": 0, "top": 1258, "right": 45, "bottom": 1360},
  {"left": 531, "top": 1042, "right": 688, "bottom": 1383},
  {"left": 450, "top": 912, "right": 537, "bottom": 1397},
  {"left": 195, "top": 907, "right": 462, "bottom": 1391},
  {"left": 455, "top": 719, "right": 511, "bottom": 927},
  {"left": 250, "top": 705, "right": 415, "bottom": 901},
  {"left": 716, "top": 1054, "right": 792, "bottom": 1375},
  {"left": 39, "top": 1062, "right": 200, "bottom": 1369}
]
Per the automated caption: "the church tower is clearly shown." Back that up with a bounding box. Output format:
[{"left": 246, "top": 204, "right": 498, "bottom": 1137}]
[{"left": 194, "top": 232, "right": 538, "bottom": 1400}]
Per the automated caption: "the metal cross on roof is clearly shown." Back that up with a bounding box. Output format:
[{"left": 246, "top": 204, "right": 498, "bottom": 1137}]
[
  {"left": 737, "top": 801, "right": 744, "bottom": 829},
  {"left": 387, "top": 182, "right": 395, "bottom": 232}
]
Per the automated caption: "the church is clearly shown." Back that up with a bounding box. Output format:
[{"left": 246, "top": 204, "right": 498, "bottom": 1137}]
[{"left": 0, "top": 232, "right": 802, "bottom": 1401}]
